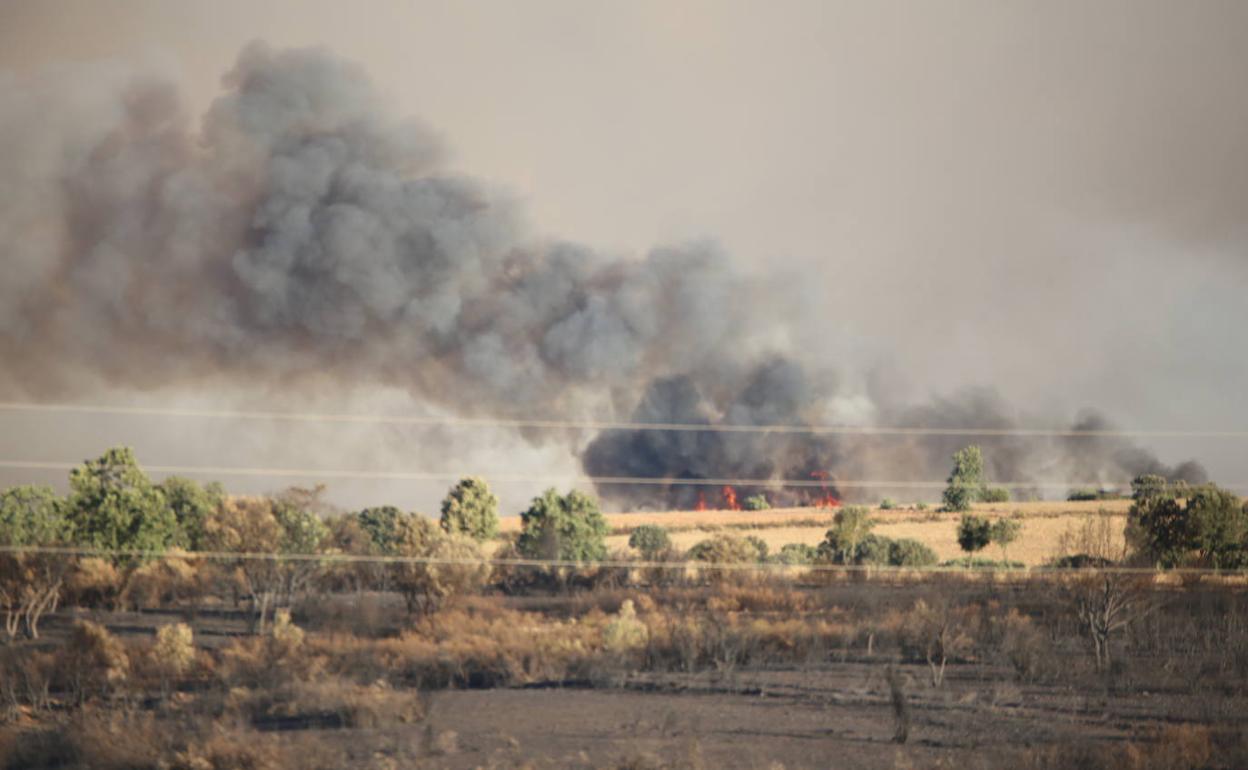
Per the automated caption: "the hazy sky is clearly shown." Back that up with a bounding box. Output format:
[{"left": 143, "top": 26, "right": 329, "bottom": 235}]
[{"left": 2, "top": 0, "right": 1246, "bottom": 506}]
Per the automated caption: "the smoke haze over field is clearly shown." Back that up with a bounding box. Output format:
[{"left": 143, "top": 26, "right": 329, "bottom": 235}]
[{"left": 1, "top": 2, "right": 1245, "bottom": 511}]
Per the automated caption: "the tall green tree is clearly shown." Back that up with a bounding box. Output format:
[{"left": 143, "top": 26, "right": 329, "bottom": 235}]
[
  {"left": 67, "top": 447, "right": 178, "bottom": 564},
  {"left": 942, "top": 446, "right": 987, "bottom": 512},
  {"left": 822, "top": 506, "right": 874, "bottom": 563},
  {"left": 440, "top": 477, "right": 500, "bottom": 541},
  {"left": 158, "top": 476, "right": 225, "bottom": 551},
  {"left": 517, "top": 489, "right": 608, "bottom": 562}
]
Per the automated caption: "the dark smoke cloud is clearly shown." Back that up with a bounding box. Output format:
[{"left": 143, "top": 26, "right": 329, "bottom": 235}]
[{"left": 0, "top": 42, "right": 1203, "bottom": 507}]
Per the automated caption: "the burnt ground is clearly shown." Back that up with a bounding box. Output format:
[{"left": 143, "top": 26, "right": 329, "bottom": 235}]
[{"left": 18, "top": 586, "right": 1248, "bottom": 769}]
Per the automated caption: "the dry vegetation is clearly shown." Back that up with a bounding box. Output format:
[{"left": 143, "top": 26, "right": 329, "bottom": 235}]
[
  {"left": 0, "top": 551, "right": 1245, "bottom": 769},
  {"left": 509, "top": 500, "right": 1134, "bottom": 567}
]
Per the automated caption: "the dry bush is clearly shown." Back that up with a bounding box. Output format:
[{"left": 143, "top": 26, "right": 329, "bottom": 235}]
[
  {"left": 603, "top": 599, "right": 648, "bottom": 659},
  {"left": 0, "top": 710, "right": 339, "bottom": 770},
  {"left": 62, "top": 558, "right": 121, "bottom": 609},
  {"left": 218, "top": 610, "right": 322, "bottom": 690},
  {"left": 391, "top": 529, "right": 491, "bottom": 615},
  {"left": 59, "top": 620, "right": 131, "bottom": 705},
  {"left": 0, "top": 647, "right": 55, "bottom": 718},
  {"left": 638, "top": 603, "right": 845, "bottom": 673},
  {"left": 225, "top": 677, "right": 425, "bottom": 731},
  {"left": 308, "top": 601, "right": 603, "bottom": 689},
  {"left": 898, "top": 597, "right": 974, "bottom": 686},
  {"left": 119, "top": 551, "right": 202, "bottom": 610}
]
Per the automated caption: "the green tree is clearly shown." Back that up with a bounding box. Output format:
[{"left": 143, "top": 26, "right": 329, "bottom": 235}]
[
  {"left": 1126, "top": 475, "right": 1189, "bottom": 567},
  {"left": 158, "top": 477, "right": 224, "bottom": 551},
  {"left": 1186, "top": 486, "right": 1248, "bottom": 568},
  {"left": 821, "top": 506, "right": 874, "bottom": 563},
  {"left": 67, "top": 447, "right": 178, "bottom": 565},
  {"left": 627, "top": 525, "right": 672, "bottom": 560},
  {"left": 356, "top": 505, "right": 409, "bottom": 554},
  {"left": 956, "top": 514, "right": 992, "bottom": 555},
  {"left": 0, "top": 486, "right": 71, "bottom": 639},
  {"left": 989, "top": 517, "right": 1023, "bottom": 561},
  {"left": 440, "top": 477, "right": 500, "bottom": 541},
  {"left": 942, "top": 446, "right": 986, "bottom": 512},
  {"left": 517, "top": 489, "right": 608, "bottom": 562}
]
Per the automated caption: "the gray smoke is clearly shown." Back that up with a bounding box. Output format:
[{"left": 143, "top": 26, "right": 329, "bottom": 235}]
[{"left": 0, "top": 42, "right": 1203, "bottom": 508}]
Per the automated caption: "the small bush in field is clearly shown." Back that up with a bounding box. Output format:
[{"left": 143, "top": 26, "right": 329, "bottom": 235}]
[
  {"left": 603, "top": 599, "right": 648, "bottom": 655},
  {"left": 880, "top": 498, "right": 897, "bottom": 510},
  {"left": 743, "top": 495, "right": 770, "bottom": 511},
  {"left": 980, "top": 487, "right": 1011, "bottom": 503},
  {"left": 687, "top": 535, "right": 759, "bottom": 564},
  {"left": 628, "top": 525, "right": 672, "bottom": 559},
  {"left": 775, "top": 543, "right": 818, "bottom": 565},
  {"left": 989, "top": 517, "right": 1023, "bottom": 560},
  {"left": 957, "top": 514, "right": 993, "bottom": 554},
  {"left": 914, "top": 501, "right": 929, "bottom": 511},
  {"left": 887, "top": 538, "right": 938, "bottom": 567}
]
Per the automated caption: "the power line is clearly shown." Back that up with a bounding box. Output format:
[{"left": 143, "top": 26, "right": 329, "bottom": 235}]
[
  {"left": 0, "top": 458, "right": 1178, "bottom": 489},
  {"left": 1, "top": 401, "right": 1244, "bottom": 438},
  {"left": 0, "top": 544, "right": 1237, "bottom": 576}
]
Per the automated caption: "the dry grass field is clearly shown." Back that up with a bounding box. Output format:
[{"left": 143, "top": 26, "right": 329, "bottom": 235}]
[{"left": 499, "top": 499, "right": 1133, "bottom": 566}]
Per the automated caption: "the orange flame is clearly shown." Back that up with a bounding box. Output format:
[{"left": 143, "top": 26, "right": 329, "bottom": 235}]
[
  {"left": 722, "top": 485, "right": 740, "bottom": 511},
  {"left": 695, "top": 491, "right": 708, "bottom": 511},
  {"left": 810, "top": 471, "right": 841, "bottom": 509}
]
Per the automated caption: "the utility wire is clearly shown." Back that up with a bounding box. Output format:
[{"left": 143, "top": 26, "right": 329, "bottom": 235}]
[
  {"left": 0, "top": 459, "right": 1188, "bottom": 489},
  {"left": 2, "top": 401, "right": 1244, "bottom": 438}
]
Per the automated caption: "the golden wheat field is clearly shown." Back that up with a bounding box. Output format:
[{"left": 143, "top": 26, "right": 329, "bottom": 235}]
[{"left": 499, "top": 499, "right": 1133, "bottom": 566}]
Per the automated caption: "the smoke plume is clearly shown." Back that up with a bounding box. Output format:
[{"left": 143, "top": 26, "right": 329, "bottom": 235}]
[{"left": 0, "top": 42, "right": 1203, "bottom": 508}]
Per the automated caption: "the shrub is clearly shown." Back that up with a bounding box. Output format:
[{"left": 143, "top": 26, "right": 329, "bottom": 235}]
[
  {"left": 899, "top": 598, "right": 972, "bottom": 687},
  {"left": 603, "top": 599, "right": 648, "bottom": 656},
  {"left": 60, "top": 620, "right": 131, "bottom": 704},
  {"left": 150, "top": 622, "right": 195, "bottom": 696},
  {"left": 517, "top": 489, "right": 608, "bottom": 562},
  {"left": 980, "top": 487, "right": 1011, "bottom": 503},
  {"left": 879, "top": 498, "right": 897, "bottom": 510},
  {"left": 627, "top": 525, "right": 672, "bottom": 560},
  {"left": 819, "top": 506, "right": 874, "bottom": 563},
  {"left": 687, "top": 535, "right": 760, "bottom": 566},
  {"left": 743, "top": 494, "right": 770, "bottom": 511},
  {"left": 439, "top": 477, "right": 500, "bottom": 541},
  {"left": 914, "top": 501, "right": 929, "bottom": 511},
  {"left": 775, "top": 543, "right": 818, "bottom": 565},
  {"left": 888, "top": 538, "right": 939, "bottom": 567},
  {"left": 744, "top": 535, "right": 769, "bottom": 562},
  {"left": 957, "top": 514, "right": 992, "bottom": 554}
]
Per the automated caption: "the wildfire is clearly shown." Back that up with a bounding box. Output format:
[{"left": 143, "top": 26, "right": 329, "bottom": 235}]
[
  {"left": 695, "top": 491, "right": 708, "bottom": 511},
  {"left": 721, "top": 485, "right": 740, "bottom": 511},
  {"left": 810, "top": 471, "right": 841, "bottom": 509}
]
